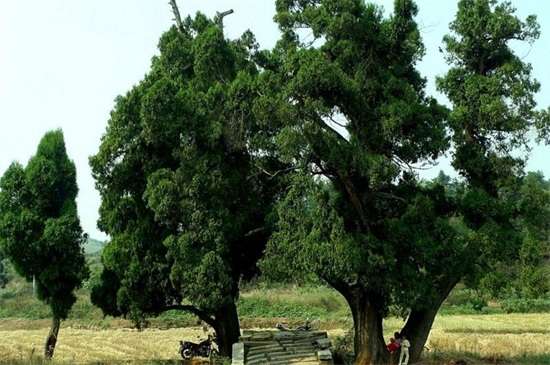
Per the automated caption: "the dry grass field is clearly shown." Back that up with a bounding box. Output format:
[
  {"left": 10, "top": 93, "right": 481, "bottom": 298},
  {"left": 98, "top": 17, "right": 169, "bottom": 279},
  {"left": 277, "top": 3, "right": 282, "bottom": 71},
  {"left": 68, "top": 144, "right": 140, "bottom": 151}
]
[
  {"left": 0, "top": 319, "right": 204, "bottom": 364},
  {"left": 426, "top": 314, "right": 549, "bottom": 358},
  {"left": 385, "top": 313, "right": 550, "bottom": 359},
  {"left": 0, "top": 313, "right": 548, "bottom": 364}
]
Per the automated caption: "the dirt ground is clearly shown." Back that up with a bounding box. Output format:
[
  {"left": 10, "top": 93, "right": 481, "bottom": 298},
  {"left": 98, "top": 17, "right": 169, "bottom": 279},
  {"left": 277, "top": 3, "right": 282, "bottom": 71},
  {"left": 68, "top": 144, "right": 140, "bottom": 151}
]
[{"left": 0, "top": 318, "right": 527, "bottom": 365}]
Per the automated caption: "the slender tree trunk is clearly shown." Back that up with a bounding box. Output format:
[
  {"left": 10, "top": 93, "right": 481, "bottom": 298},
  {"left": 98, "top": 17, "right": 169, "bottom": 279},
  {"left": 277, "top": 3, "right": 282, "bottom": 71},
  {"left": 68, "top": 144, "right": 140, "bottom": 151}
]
[
  {"left": 44, "top": 316, "right": 61, "bottom": 359},
  {"left": 401, "top": 275, "right": 460, "bottom": 363},
  {"left": 213, "top": 300, "right": 241, "bottom": 358},
  {"left": 348, "top": 289, "right": 388, "bottom": 365}
]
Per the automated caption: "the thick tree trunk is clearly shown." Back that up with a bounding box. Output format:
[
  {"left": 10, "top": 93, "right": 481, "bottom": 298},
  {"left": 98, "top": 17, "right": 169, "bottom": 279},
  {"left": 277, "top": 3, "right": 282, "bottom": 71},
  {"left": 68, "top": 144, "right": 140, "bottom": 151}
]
[
  {"left": 44, "top": 316, "right": 61, "bottom": 359},
  {"left": 401, "top": 275, "right": 460, "bottom": 363},
  {"left": 400, "top": 306, "right": 438, "bottom": 363},
  {"left": 348, "top": 290, "right": 388, "bottom": 365},
  {"left": 213, "top": 300, "right": 241, "bottom": 358}
]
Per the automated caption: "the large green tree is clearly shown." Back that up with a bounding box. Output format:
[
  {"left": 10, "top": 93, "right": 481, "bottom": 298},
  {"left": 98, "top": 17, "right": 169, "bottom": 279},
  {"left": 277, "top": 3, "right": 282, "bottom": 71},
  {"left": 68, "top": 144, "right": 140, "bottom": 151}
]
[
  {"left": 0, "top": 130, "right": 89, "bottom": 359},
  {"left": 89, "top": 7, "right": 283, "bottom": 356},
  {"left": 256, "top": 0, "right": 549, "bottom": 364},
  {"left": 433, "top": 0, "right": 549, "bottom": 309}
]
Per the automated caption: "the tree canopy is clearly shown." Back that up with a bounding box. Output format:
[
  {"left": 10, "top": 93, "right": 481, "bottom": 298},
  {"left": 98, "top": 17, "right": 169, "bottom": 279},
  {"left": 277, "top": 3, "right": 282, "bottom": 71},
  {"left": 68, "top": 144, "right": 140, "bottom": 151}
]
[
  {"left": 0, "top": 129, "right": 89, "bottom": 359},
  {"left": 87, "top": 0, "right": 549, "bottom": 363},
  {"left": 89, "top": 10, "right": 284, "bottom": 356},
  {"left": 255, "top": 0, "right": 549, "bottom": 363}
]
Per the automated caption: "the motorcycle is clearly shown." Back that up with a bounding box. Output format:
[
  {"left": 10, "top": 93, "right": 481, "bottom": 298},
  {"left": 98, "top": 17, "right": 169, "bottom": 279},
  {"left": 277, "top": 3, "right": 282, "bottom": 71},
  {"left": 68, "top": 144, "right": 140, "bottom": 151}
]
[{"left": 179, "top": 334, "right": 219, "bottom": 360}]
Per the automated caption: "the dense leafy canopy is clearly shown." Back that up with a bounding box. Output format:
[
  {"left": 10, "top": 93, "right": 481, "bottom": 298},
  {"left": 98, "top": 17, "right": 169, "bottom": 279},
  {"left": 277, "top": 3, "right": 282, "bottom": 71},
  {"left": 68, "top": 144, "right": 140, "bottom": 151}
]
[
  {"left": 87, "top": 0, "right": 548, "bottom": 363},
  {"left": 254, "top": 0, "right": 549, "bottom": 363},
  {"left": 0, "top": 130, "right": 89, "bottom": 358},
  {"left": 427, "top": 170, "right": 550, "bottom": 303},
  {"left": 89, "top": 12, "right": 284, "bottom": 355}
]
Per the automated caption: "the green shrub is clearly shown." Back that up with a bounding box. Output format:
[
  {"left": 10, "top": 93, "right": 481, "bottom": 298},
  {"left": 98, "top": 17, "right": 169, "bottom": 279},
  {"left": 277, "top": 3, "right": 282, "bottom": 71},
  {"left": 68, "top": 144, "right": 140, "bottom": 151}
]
[{"left": 501, "top": 297, "right": 550, "bottom": 313}]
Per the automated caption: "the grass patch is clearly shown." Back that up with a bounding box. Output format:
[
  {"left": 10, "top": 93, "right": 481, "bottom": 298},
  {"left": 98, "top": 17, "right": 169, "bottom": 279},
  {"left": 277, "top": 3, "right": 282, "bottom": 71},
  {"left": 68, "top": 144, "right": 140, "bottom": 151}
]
[
  {"left": 238, "top": 283, "right": 349, "bottom": 320},
  {"left": 513, "top": 353, "right": 550, "bottom": 365}
]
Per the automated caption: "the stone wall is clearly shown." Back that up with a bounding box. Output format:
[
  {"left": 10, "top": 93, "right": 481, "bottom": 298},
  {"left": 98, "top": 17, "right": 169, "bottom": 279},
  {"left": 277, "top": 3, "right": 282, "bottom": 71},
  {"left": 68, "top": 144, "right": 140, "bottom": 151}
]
[{"left": 232, "top": 329, "right": 334, "bottom": 365}]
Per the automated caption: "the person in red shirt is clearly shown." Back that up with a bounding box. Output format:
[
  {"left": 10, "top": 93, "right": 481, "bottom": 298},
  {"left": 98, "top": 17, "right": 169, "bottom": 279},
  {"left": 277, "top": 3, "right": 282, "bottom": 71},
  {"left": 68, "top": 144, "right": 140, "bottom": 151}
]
[
  {"left": 387, "top": 337, "right": 399, "bottom": 353},
  {"left": 387, "top": 332, "right": 401, "bottom": 353}
]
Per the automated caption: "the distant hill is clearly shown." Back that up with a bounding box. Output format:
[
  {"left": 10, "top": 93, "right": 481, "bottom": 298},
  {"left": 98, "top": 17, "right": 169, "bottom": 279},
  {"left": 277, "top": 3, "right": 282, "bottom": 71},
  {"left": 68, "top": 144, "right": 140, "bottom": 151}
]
[{"left": 84, "top": 237, "right": 105, "bottom": 255}]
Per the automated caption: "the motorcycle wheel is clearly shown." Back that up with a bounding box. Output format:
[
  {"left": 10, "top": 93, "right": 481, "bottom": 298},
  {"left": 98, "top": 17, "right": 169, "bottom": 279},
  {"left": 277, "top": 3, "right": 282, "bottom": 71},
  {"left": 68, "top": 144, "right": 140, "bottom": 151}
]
[{"left": 181, "top": 348, "right": 193, "bottom": 360}]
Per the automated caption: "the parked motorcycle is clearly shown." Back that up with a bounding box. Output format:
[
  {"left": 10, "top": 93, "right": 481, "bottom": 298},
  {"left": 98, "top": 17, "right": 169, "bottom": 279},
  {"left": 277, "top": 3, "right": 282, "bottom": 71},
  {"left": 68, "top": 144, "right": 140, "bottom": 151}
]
[{"left": 179, "top": 334, "right": 219, "bottom": 360}]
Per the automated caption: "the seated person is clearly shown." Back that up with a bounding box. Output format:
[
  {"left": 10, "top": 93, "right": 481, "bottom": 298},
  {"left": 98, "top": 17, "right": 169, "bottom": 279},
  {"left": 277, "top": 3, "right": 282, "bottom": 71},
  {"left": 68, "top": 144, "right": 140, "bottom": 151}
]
[
  {"left": 387, "top": 331, "right": 401, "bottom": 353},
  {"left": 387, "top": 337, "right": 399, "bottom": 353}
]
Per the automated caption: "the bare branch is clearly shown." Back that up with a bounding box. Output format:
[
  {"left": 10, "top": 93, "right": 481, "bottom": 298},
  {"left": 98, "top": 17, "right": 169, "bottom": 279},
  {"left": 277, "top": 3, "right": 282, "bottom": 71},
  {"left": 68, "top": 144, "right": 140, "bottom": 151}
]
[
  {"left": 252, "top": 164, "right": 298, "bottom": 180},
  {"left": 216, "top": 9, "right": 234, "bottom": 32},
  {"left": 245, "top": 227, "right": 266, "bottom": 237},
  {"left": 327, "top": 115, "right": 347, "bottom": 129},
  {"left": 376, "top": 191, "right": 408, "bottom": 204},
  {"left": 169, "top": 0, "right": 185, "bottom": 33}
]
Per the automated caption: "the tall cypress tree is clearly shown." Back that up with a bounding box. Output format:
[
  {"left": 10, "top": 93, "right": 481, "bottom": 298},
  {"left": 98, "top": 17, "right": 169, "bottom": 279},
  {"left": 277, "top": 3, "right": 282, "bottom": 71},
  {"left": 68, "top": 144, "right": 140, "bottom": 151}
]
[{"left": 0, "top": 129, "right": 89, "bottom": 359}]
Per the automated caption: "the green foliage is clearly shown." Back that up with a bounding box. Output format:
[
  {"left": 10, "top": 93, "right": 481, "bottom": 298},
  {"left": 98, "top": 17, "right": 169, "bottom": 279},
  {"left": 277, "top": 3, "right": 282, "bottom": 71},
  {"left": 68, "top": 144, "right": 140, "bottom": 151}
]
[
  {"left": 254, "top": 2, "right": 463, "bottom": 362},
  {"left": 0, "top": 251, "right": 8, "bottom": 288},
  {"left": 0, "top": 281, "right": 52, "bottom": 319},
  {"left": 255, "top": 0, "right": 550, "bottom": 362},
  {"left": 0, "top": 130, "right": 89, "bottom": 321},
  {"left": 238, "top": 296, "right": 328, "bottom": 318},
  {"left": 89, "top": 9, "right": 286, "bottom": 355},
  {"left": 262, "top": 0, "right": 452, "bottom": 305},
  {"left": 465, "top": 171, "right": 550, "bottom": 300},
  {"left": 2, "top": 268, "right": 550, "bottom": 322},
  {"left": 238, "top": 284, "right": 349, "bottom": 319},
  {"left": 73, "top": 0, "right": 550, "bottom": 363},
  {"left": 433, "top": 0, "right": 549, "bottom": 310},
  {"left": 437, "top": 0, "right": 544, "bottom": 188},
  {"left": 500, "top": 293, "right": 550, "bottom": 313}
]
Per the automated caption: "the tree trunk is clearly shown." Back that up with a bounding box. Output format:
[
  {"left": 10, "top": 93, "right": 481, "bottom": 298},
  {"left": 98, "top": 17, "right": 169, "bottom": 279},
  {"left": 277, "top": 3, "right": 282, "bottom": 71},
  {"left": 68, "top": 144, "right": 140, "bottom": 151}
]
[
  {"left": 401, "top": 275, "right": 460, "bottom": 363},
  {"left": 348, "top": 289, "right": 388, "bottom": 365},
  {"left": 44, "top": 316, "right": 61, "bottom": 359},
  {"left": 400, "top": 306, "right": 438, "bottom": 363},
  {"left": 213, "top": 300, "right": 241, "bottom": 358}
]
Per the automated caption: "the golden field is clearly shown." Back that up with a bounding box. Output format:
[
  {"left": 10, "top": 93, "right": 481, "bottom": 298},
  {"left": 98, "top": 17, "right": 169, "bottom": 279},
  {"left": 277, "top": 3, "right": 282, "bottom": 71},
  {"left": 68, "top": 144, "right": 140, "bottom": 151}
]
[{"left": 0, "top": 313, "right": 548, "bottom": 364}]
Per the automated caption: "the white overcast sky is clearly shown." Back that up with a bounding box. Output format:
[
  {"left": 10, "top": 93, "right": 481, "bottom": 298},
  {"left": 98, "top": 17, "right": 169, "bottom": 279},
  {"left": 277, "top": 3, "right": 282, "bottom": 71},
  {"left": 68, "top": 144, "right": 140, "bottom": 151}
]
[{"left": 1, "top": 0, "right": 549, "bottom": 241}]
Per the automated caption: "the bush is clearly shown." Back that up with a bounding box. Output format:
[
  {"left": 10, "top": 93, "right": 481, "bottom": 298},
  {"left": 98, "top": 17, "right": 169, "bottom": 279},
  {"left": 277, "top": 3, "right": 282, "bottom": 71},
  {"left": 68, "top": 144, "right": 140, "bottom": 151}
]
[{"left": 500, "top": 297, "right": 550, "bottom": 313}]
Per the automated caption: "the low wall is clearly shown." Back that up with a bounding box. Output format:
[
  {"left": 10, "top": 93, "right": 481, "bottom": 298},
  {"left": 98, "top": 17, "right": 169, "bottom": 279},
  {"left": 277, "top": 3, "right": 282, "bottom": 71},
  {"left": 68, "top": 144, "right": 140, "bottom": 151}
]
[{"left": 232, "top": 329, "right": 334, "bottom": 365}]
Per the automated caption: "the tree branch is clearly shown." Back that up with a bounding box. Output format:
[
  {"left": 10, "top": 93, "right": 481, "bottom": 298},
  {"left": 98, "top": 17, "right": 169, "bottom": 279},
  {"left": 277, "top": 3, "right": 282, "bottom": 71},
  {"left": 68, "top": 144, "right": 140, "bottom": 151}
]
[
  {"left": 376, "top": 191, "right": 408, "bottom": 204},
  {"left": 245, "top": 227, "right": 266, "bottom": 237},
  {"left": 216, "top": 9, "right": 234, "bottom": 32},
  {"left": 340, "top": 175, "right": 371, "bottom": 234},
  {"left": 164, "top": 305, "right": 215, "bottom": 327},
  {"left": 327, "top": 115, "right": 347, "bottom": 129},
  {"left": 316, "top": 115, "right": 349, "bottom": 144},
  {"left": 252, "top": 164, "right": 298, "bottom": 180},
  {"left": 168, "top": 0, "right": 185, "bottom": 33}
]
